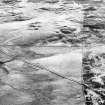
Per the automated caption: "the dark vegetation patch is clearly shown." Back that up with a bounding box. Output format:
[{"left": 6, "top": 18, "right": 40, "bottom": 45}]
[{"left": 83, "top": 52, "right": 105, "bottom": 105}]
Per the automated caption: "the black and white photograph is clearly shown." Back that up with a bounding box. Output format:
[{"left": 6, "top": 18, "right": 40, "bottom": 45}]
[{"left": 0, "top": 0, "right": 105, "bottom": 105}]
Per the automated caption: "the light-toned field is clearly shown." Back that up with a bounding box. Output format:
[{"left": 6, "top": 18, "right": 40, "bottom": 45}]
[{"left": 0, "top": 48, "right": 84, "bottom": 105}]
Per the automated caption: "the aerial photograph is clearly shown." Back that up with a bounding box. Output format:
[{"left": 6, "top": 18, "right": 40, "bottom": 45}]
[{"left": 0, "top": 0, "right": 105, "bottom": 105}]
